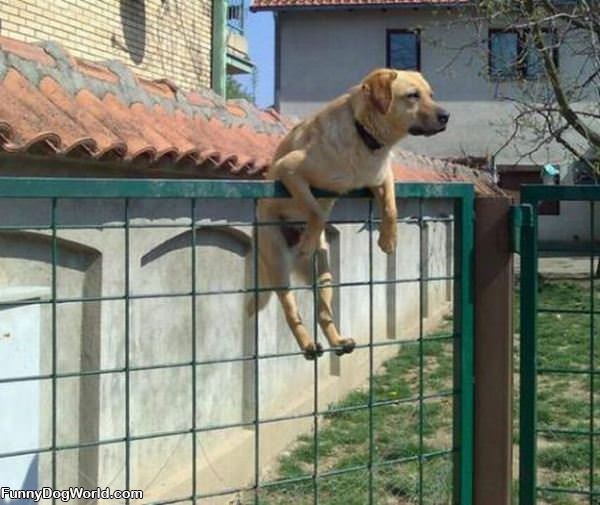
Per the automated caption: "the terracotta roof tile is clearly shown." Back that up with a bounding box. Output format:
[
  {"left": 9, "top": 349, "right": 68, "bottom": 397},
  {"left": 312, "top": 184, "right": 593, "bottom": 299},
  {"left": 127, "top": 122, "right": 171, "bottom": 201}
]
[
  {"left": 0, "top": 37, "right": 55, "bottom": 66},
  {"left": 251, "top": 0, "right": 469, "bottom": 11},
  {"left": 0, "top": 35, "right": 287, "bottom": 175},
  {"left": 390, "top": 150, "right": 504, "bottom": 196},
  {"left": 75, "top": 58, "right": 119, "bottom": 84},
  {"left": 138, "top": 77, "right": 178, "bottom": 99},
  {"left": 0, "top": 35, "right": 501, "bottom": 195}
]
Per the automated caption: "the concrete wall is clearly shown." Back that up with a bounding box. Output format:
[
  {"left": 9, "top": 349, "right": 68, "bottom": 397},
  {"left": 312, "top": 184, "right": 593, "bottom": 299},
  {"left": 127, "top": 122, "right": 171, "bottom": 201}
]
[
  {"left": 0, "top": 196, "right": 454, "bottom": 504},
  {"left": 0, "top": 0, "right": 212, "bottom": 89},
  {"left": 0, "top": 288, "right": 48, "bottom": 494},
  {"left": 276, "top": 8, "right": 594, "bottom": 167}
]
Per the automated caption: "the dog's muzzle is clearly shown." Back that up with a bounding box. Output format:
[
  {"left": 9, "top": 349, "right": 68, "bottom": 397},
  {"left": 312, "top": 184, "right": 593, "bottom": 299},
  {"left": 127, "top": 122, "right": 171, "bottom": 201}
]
[
  {"left": 409, "top": 108, "right": 450, "bottom": 137},
  {"left": 408, "top": 125, "right": 447, "bottom": 137}
]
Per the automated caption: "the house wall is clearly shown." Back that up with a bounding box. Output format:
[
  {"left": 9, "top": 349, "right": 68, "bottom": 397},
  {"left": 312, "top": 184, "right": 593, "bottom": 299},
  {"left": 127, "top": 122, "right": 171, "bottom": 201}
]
[
  {"left": 276, "top": 8, "right": 594, "bottom": 168},
  {"left": 0, "top": 0, "right": 212, "bottom": 90},
  {"left": 537, "top": 201, "right": 600, "bottom": 248},
  {"left": 0, "top": 196, "right": 454, "bottom": 504}
]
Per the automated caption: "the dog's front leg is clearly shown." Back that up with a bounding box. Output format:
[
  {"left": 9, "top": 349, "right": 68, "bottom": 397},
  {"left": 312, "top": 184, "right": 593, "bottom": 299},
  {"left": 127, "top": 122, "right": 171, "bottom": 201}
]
[{"left": 370, "top": 168, "right": 397, "bottom": 254}]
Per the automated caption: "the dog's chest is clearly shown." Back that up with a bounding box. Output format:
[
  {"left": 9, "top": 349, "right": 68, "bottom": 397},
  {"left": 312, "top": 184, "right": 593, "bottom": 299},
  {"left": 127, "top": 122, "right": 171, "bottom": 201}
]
[{"left": 327, "top": 152, "right": 388, "bottom": 193}]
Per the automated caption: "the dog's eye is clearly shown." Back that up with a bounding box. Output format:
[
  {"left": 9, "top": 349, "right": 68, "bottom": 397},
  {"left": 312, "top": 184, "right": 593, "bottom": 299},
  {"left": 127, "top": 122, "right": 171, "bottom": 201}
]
[{"left": 406, "top": 91, "right": 420, "bottom": 100}]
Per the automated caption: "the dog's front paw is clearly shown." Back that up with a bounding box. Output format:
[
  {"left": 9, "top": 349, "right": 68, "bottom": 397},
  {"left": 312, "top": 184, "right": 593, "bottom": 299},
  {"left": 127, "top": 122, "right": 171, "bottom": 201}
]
[
  {"left": 334, "top": 338, "right": 356, "bottom": 356},
  {"left": 378, "top": 227, "right": 397, "bottom": 254},
  {"left": 303, "top": 341, "right": 324, "bottom": 360}
]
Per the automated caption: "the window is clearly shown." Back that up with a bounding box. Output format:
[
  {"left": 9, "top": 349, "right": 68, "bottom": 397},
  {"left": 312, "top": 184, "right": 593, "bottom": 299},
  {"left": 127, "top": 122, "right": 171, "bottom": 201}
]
[
  {"left": 490, "top": 31, "right": 519, "bottom": 79},
  {"left": 227, "top": 0, "right": 244, "bottom": 33},
  {"left": 489, "top": 29, "right": 558, "bottom": 80},
  {"left": 387, "top": 30, "right": 420, "bottom": 71}
]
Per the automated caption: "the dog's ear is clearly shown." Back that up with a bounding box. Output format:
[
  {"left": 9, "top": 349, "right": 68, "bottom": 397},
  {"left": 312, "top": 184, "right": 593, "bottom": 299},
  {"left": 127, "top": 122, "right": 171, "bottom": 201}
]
[{"left": 362, "top": 70, "right": 397, "bottom": 115}]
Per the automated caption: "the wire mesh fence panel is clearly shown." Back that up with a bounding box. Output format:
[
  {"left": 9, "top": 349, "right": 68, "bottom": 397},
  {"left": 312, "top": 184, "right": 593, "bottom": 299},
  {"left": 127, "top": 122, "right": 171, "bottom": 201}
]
[
  {"left": 0, "top": 178, "right": 473, "bottom": 505},
  {"left": 519, "top": 185, "right": 600, "bottom": 505}
]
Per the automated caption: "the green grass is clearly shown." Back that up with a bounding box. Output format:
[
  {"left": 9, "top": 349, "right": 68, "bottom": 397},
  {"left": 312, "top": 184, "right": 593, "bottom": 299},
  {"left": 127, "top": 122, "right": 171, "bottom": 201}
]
[
  {"left": 516, "top": 279, "right": 600, "bottom": 505},
  {"left": 242, "top": 280, "right": 600, "bottom": 505},
  {"left": 231, "top": 280, "right": 599, "bottom": 505},
  {"left": 246, "top": 319, "right": 456, "bottom": 505}
]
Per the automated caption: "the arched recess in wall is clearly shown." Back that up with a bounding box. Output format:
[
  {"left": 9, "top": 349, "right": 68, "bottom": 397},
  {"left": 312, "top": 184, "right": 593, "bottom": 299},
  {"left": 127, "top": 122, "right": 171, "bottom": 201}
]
[
  {"left": 139, "top": 225, "right": 253, "bottom": 430},
  {"left": 0, "top": 231, "right": 102, "bottom": 493}
]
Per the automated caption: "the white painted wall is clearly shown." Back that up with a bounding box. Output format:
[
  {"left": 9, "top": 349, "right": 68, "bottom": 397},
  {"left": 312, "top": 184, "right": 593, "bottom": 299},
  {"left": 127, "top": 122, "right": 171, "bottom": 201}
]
[{"left": 0, "top": 196, "right": 455, "bottom": 504}]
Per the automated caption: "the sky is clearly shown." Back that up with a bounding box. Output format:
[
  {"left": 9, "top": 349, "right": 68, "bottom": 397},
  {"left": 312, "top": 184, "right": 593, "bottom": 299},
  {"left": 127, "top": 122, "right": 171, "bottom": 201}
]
[{"left": 235, "top": 7, "right": 275, "bottom": 108}]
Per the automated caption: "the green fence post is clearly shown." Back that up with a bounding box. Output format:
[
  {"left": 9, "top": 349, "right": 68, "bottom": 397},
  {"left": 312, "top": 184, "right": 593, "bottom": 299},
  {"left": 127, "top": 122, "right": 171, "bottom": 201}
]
[
  {"left": 519, "top": 201, "right": 537, "bottom": 505},
  {"left": 454, "top": 188, "right": 475, "bottom": 505}
]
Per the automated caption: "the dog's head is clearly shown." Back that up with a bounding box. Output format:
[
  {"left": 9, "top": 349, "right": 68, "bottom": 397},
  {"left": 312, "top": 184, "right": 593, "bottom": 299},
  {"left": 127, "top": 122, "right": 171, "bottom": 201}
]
[{"left": 360, "top": 69, "right": 449, "bottom": 139}]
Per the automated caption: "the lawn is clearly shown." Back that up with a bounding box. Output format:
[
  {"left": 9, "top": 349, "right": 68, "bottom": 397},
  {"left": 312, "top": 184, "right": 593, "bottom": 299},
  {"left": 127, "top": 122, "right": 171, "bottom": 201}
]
[
  {"left": 243, "top": 279, "right": 600, "bottom": 505},
  {"left": 244, "top": 317, "right": 457, "bottom": 505},
  {"left": 516, "top": 279, "right": 600, "bottom": 505}
]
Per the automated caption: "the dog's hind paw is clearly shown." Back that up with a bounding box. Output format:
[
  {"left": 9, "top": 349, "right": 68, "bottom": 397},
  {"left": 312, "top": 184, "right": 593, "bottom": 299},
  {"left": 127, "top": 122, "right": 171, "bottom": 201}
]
[
  {"left": 335, "top": 338, "right": 356, "bottom": 356},
  {"left": 303, "top": 342, "right": 324, "bottom": 360}
]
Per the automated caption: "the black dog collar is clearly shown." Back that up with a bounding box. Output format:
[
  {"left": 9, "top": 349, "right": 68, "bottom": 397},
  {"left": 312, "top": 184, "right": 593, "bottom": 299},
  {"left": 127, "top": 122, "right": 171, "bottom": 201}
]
[{"left": 354, "top": 120, "right": 384, "bottom": 151}]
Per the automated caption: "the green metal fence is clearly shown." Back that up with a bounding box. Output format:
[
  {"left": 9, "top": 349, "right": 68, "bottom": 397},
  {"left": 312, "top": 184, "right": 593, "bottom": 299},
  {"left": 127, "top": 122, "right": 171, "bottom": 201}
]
[
  {"left": 0, "top": 177, "right": 474, "bottom": 504},
  {"left": 519, "top": 185, "right": 600, "bottom": 505}
]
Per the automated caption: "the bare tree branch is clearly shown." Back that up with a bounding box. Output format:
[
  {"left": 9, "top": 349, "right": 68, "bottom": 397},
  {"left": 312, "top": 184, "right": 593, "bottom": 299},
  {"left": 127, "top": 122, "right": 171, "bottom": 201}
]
[{"left": 522, "top": 0, "right": 600, "bottom": 149}]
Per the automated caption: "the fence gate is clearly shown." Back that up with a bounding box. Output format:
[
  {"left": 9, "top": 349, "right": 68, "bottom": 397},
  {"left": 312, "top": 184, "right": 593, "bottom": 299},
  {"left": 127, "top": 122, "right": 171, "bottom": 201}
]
[
  {"left": 519, "top": 185, "right": 600, "bottom": 505},
  {"left": 0, "top": 177, "right": 474, "bottom": 505}
]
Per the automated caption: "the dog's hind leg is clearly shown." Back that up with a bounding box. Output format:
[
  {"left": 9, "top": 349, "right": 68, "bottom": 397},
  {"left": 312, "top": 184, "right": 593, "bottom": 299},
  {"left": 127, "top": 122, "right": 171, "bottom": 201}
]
[
  {"left": 299, "top": 235, "right": 356, "bottom": 356},
  {"left": 277, "top": 289, "right": 324, "bottom": 360},
  {"left": 254, "top": 202, "right": 323, "bottom": 360},
  {"left": 245, "top": 265, "right": 272, "bottom": 317},
  {"left": 245, "top": 233, "right": 274, "bottom": 316},
  {"left": 271, "top": 255, "right": 324, "bottom": 360}
]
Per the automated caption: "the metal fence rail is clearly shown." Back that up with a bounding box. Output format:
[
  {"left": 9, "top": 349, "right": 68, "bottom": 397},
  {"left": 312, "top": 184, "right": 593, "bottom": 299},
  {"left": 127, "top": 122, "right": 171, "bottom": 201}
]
[
  {"left": 0, "top": 178, "right": 474, "bottom": 505},
  {"left": 520, "top": 185, "right": 600, "bottom": 505}
]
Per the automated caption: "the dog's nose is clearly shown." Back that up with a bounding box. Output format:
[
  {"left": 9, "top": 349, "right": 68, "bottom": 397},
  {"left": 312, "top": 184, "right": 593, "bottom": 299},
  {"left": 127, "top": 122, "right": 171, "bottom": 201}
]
[{"left": 437, "top": 109, "right": 450, "bottom": 125}]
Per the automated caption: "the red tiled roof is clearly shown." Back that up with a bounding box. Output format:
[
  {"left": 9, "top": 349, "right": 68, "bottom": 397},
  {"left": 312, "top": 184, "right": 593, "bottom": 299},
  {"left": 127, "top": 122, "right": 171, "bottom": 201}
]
[
  {"left": 0, "top": 36, "right": 501, "bottom": 195},
  {"left": 0, "top": 36, "right": 292, "bottom": 177},
  {"left": 391, "top": 150, "right": 502, "bottom": 196},
  {"left": 251, "top": 0, "right": 469, "bottom": 11}
]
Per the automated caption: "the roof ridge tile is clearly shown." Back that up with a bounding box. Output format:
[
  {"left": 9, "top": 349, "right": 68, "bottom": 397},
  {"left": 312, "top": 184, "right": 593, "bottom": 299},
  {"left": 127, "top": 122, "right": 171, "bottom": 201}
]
[
  {"left": 38, "top": 40, "right": 75, "bottom": 67},
  {"left": 5, "top": 52, "right": 46, "bottom": 87},
  {"left": 102, "top": 60, "right": 154, "bottom": 107}
]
